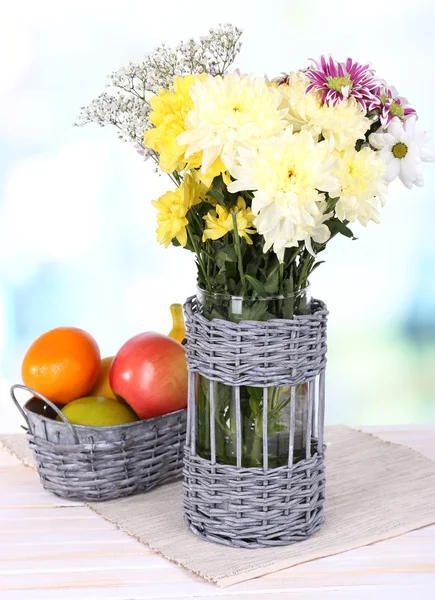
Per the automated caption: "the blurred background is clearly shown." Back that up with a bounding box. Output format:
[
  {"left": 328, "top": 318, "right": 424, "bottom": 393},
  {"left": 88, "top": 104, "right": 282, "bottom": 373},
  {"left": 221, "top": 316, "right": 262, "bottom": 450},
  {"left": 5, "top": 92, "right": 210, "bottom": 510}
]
[{"left": 1, "top": 0, "right": 434, "bottom": 432}]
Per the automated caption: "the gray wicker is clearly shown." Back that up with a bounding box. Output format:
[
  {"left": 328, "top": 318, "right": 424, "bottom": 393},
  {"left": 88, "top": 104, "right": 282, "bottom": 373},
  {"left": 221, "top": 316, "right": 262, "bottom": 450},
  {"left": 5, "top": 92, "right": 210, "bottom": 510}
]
[
  {"left": 183, "top": 295, "right": 328, "bottom": 548},
  {"left": 11, "top": 384, "right": 187, "bottom": 502}
]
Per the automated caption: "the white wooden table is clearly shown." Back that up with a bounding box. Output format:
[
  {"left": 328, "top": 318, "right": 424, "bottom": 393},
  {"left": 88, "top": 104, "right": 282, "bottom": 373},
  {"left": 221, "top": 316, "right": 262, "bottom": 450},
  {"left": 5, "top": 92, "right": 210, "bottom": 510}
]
[{"left": 1, "top": 425, "right": 434, "bottom": 600}]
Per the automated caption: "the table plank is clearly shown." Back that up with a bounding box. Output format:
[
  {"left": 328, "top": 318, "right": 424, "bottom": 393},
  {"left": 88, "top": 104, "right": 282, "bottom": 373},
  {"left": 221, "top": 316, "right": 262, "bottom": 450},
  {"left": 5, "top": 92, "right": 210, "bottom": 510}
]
[
  {"left": 1, "top": 584, "right": 435, "bottom": 600},
  {"left": 0, "top": 426, "right": 434, "bottom": 599}
]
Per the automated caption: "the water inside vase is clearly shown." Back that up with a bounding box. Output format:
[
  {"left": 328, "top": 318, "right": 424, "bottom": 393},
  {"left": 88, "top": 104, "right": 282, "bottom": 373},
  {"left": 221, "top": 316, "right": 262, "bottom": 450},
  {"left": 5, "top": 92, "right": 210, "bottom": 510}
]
[{"left": 195, "top": 377, "right": 310, "bottom": 468}]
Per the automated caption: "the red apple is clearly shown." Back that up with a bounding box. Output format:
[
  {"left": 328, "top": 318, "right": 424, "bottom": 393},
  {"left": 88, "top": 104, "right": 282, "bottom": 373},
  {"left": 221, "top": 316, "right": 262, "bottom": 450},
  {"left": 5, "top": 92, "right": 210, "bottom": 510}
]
[{"left": 110, "top": 332, "right": 187, "bottom": 419}]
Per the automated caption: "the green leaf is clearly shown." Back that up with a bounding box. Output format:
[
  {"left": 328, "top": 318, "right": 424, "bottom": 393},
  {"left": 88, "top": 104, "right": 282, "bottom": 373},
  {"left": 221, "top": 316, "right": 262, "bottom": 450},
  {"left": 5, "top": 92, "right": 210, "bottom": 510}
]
[
  {"left": 325, "top": 195, "right": 340, "bottom": 212},
  {"left": 215, "top": 250, "right": 227, "bottom": 269},
  {"left": 227, "top": 277, "right": 237, "bottom": 295},
  {"left": 311, "top": 260, "right": 325, "bottom": 274},
  {"left": 195, "top": 201, "right": 216, "bottom": 217},
  {"left": 223, "top": 245, "right": 238, "bottom": 262},
  {"left": 283, "top": 274, "right": 294, "bottom": 296},
  {"left": 226, "top": 262, "right": 237, "bottom": 282},
  {"left": 249, "top": 397, "right": 259, "bottom": 416},
  {"left": 206, "top": 174, "right": 237, "bottom": 208},
  {"left": 246, "top": 262, "right": 259, "bottom": 277},
  {"left": 245, "top": 275, "right": 268, "bottom": 297},
  {"left": 242, "top": 302, "right": 272, "bottom": 321},
  {"left": 326, "top": 219, "right": 355, "bottom": 239},
  {"left": 264, "top": 266, "right": 280, "bottom": 294},
  {"left": 247, "top": 386, "right": 263, "bottom": 403},
  {"left": 282, "top": 301, "right": 295, "bottom": 320},
  {"left": 215, "top": 269, "right": 227, "bottom": 285}
]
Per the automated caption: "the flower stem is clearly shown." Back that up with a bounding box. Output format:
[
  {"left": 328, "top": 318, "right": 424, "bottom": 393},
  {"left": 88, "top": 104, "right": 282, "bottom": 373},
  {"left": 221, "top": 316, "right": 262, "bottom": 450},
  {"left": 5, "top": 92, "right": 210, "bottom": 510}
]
[
  {"left": 232, "top": 212, "right": 246, "bottom": 296},
  {"left": 187, "top": 224, "right": 208, "bottom": 287}
]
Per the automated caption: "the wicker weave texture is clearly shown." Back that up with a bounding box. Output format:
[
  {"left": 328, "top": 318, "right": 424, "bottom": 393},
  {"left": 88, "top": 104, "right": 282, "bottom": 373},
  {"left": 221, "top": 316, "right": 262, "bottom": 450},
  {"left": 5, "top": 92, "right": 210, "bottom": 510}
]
[
  {"left": 11, "top": 385, "right": 187, "bottom": 502},
  {"left": 183, "top": 296, "right": 328, "bottom": 547},
  {"left": 184, "top": 297, "right": 328, "bottom": 387},
  {"left": 183, "top": 447, "right": 326, "bottom": 548}
]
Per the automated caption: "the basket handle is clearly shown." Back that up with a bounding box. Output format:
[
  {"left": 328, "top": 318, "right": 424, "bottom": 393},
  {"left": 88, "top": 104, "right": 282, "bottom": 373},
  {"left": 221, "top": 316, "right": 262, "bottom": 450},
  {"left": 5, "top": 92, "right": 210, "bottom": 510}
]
[{"left": 10, "top": 384, "right": 79, "bottom": 443}]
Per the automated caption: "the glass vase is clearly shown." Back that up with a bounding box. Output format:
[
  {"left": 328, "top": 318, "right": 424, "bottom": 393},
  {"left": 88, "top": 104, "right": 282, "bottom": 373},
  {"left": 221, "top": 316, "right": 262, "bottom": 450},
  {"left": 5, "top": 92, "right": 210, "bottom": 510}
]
[{"left": 194, "top": 286, "right": 312, "bottom": 468}]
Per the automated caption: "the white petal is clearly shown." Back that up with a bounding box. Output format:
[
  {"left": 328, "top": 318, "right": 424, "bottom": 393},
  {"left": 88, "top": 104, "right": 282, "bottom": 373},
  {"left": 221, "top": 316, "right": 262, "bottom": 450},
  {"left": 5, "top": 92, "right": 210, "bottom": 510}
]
[
  {"left": 404, "top": 115, "right": 417, "bottom": 134},
  {"left": 305, "top": 237, "right": 315, "bottom": 256},
  {"left": 385, "top": 158, "right": 401, "bottom": 182},
  {"left": 420, "top": 146, "right": 435, "bottom": 162},
  {"left": 388, "top": 117, "right": 405, "bottom": 140},
  {"left": 368, "top": 132, "right": 384, "bottom": 149},
  {"left": 227, "top": 169, "right": 256, "bottom": 193},
  {"left": 312, "top": 224, "right": 331, "bottom": 244},
  {"left": 275, "top": 245, "right": 285, "bottom": 263},
  {"left": 201, "top": 146, "right": 221, "bottom": 173},
  {"left": 401, "top": 156, "right": 420, "bottom": 183},
  {"left": 414, "top": 174, "right": 424, "bottom": 187},
  {"left": 398, "top": 168, "right": 414, "bottom": 189},
  {"left": 177, "top": 129, "right": 196, "bottom": 146}
]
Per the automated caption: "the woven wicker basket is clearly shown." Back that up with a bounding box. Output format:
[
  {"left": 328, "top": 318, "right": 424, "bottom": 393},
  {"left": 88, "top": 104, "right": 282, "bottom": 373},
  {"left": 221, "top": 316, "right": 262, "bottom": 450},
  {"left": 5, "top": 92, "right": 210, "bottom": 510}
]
[
  {"left": 183, "top": 295, "right": 328, "bottom": 548},
  {"left": 11, "top": 384, "right": 187, "bottom": 502}
]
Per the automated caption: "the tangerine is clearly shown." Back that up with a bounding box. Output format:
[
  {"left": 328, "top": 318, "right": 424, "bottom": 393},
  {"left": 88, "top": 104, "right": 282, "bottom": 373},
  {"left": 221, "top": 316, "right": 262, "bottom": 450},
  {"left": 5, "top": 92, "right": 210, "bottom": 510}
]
[{"left": 21, "top": 327, "right": 101, "bottom": 404}]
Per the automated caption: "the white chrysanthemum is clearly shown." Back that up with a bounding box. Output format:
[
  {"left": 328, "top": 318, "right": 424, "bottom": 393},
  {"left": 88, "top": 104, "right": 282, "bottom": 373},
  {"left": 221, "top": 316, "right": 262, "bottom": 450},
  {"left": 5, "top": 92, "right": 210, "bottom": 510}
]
[
  {"left": 228, "top": 128, "right": 339, "bottom": 260},
  {"left": 177, "top": 73, "right": 288, "bottom": 172},
  {"left": 369, "top": 116, "right": 435, "bottom": 188},
  {"left": 307, "top": 97, "right": 371, "bottom": 152},
  {"left": 277, "top": 72, "right": 322, "bottom": 129},
  {"left": 334, "top": 147, "right": 388, "bottom": 226}
]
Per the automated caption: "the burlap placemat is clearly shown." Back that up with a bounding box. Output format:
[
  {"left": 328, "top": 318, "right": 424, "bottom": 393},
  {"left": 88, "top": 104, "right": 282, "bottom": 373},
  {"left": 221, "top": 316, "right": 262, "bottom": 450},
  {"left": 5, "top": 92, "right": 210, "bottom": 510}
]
[{"left": 2, "top": 425, "right": 435, "bottom": 587}]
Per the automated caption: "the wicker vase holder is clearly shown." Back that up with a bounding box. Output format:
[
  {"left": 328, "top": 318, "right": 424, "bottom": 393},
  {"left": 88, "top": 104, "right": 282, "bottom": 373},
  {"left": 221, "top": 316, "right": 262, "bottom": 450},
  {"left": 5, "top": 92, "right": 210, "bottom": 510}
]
[
  {"left": 183, "top": 296, "right": 328, "bottom": 548},
  {"left": 11, "top": 384, "right": 187, "bottom": 502}
]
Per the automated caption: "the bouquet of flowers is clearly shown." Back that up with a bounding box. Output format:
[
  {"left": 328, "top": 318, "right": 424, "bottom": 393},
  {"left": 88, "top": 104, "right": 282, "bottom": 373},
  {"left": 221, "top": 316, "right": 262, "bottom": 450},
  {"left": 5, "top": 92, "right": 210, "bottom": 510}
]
[
  {"left": 77, "top": 24, "right": 434, "bottom": 321},
  {"left": 77, "top": 24, "right": 434, "bottom": 466}
]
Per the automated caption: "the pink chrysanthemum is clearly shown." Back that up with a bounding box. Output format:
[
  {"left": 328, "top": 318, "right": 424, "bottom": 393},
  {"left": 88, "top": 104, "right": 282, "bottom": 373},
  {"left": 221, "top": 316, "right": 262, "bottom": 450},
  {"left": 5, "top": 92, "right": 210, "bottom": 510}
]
[
  {"left": 305, "top": 55, "right": 380, "bottom": 111},
  {"left": 368, "top": 85, "right": 416, "bottom": 128}
]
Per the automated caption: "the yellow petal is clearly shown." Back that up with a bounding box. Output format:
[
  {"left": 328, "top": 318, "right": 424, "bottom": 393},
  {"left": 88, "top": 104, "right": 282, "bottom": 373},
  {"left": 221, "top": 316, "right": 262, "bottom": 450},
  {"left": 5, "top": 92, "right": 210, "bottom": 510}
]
[{"left": 176, "top": 227, "right": 187, "bottom": 247}]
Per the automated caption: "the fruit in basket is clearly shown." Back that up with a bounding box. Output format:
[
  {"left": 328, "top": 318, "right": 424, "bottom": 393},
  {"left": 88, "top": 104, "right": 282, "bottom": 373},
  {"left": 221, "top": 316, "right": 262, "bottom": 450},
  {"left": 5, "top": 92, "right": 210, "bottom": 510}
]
[
  {"left": 110, "top": 332, "right": 187, "bottom": 419},
  {"left": 21, "top": 327, "right": 100, "bottom": 404},
  {"left": 58, "top": 396, "right": 138, "bottom": 426},
  {"left": 90, "top": 356, "right": 116, "bottom": 400},
  {"left": 168, "top": 303, "right": 186, "bottom": 344}
]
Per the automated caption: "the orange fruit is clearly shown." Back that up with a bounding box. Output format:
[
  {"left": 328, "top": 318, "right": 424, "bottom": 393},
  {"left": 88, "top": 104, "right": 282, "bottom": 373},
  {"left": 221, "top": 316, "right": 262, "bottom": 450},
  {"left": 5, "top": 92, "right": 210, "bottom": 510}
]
[
  {"left": 90, "top": 356, "right": 117, "bottom": 400},
  {"left": 21, "top": 327, "right": 101, "bottom": 404}
]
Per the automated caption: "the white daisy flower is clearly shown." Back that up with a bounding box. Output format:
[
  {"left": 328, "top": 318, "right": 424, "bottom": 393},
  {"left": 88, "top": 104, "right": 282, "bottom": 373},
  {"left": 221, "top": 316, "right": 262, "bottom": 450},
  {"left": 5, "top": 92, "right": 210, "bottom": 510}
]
[{"left": 369, "top": 117, "right": 435, "bottom": 188}]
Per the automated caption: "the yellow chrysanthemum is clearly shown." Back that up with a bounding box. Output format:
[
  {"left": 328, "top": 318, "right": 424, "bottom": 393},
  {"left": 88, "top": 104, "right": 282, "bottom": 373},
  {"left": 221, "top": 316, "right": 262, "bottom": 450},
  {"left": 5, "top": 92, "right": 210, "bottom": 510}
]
[
  {"left": 187, "top": 156, "right": 231, "bottom": 188},
  {"left": 202, "top": 197, "right": 256, "bottom": 244},
  {"left": 334, "top": 147, "right": 387, "bottom": 226},
  {"left": 177, "top": 73, "right": 288, "bottom": 173},
  {"left": 144, "top": 74, "right": 228, "bottom": 180},
  {"left": 152, "top": 175, "right": 207, "bottom": 247},
  {"left": 228, "top": 128, "right": 339, "bottom": 260},
  {"left": 307, "top": 97, "right": 371, "bottom": 152},
  {"left": 277, "top": 72, "right": 323, "bottom": 130},
  {"left": 144, "top": 75, "right": 199, "bottom": 174}
]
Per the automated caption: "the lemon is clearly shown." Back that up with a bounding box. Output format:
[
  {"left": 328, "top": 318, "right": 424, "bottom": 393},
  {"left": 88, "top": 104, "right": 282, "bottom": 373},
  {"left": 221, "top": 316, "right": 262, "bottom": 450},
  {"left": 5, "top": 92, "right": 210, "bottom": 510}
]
[
  {"left": 90, "top": 356, "right": 117, "bottom": 400},
  {"left": 58, "top": 396, "right": 138, "bottom": 427}
]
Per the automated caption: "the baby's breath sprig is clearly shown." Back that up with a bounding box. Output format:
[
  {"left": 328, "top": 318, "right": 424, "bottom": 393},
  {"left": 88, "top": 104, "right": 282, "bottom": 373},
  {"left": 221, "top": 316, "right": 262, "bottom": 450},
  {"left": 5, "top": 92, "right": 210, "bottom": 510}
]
[
  {"left": 75, "top": 93, "right": 152, "bottom": 156},
  {"left": 75, "top": 23, "right": 243, "bottom": 157}
]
